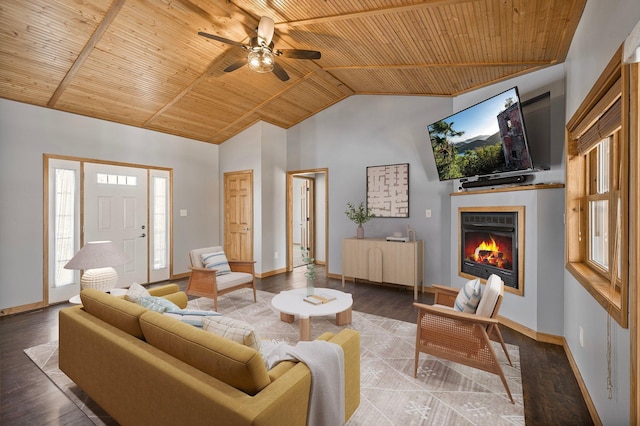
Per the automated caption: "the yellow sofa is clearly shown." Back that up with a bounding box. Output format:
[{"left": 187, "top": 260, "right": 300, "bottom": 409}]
[{"left": 59, "top": 284, "right": 360, "bottom": 425}]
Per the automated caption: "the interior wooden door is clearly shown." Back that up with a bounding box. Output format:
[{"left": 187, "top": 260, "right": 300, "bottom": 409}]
[
  {"left": 224, "top": 170, "right": 253, "bottom": 261},
  {"left": 300, "top": 178, "right": 314, "bottom": 256}
]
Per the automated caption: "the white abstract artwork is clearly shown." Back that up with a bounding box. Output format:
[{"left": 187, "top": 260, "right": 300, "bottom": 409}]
[{"left": 367, "top": 163, "right": 409, "bottom": 218}]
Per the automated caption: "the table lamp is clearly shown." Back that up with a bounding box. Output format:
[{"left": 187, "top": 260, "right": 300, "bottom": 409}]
[{"left": 64, "top": 241, "right": 130, "bottom": 291}]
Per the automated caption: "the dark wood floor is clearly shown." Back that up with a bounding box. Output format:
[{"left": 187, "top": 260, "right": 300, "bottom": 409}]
[{"left": 1, "top": 267, "right": 593, "bottom": 425}]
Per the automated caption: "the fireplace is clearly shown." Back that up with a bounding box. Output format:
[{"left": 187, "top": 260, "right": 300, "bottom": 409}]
[{"left": 459, "top": 206, "right": 524, "bottom": 294}]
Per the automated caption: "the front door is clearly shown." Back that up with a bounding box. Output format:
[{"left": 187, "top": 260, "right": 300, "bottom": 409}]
[
  {"left": 224, "top": 170, "right": 253, "bottom": 261},
  {"left": 84, "top": 163, "right": 148, "bottom": 287}
]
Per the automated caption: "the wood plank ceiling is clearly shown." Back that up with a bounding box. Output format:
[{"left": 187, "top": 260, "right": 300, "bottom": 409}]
[{"left": 0, "top": 0, "right": 586, "bottom": 144}]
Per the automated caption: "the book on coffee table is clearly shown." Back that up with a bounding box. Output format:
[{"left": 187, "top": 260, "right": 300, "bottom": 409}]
[{"left": 304, "top": 293, "right": 337, "bottom": 305}]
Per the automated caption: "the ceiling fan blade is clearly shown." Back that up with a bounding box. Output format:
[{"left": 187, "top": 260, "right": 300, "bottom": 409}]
[
  {"left": 278, "top": 49, "right": 321, "bottom": 60},
  {"left": 272, "top": 62, "right": 290, "bottom": 81},
  {"left": 224, "top": 58, "right": 248, "bottom": 72},
  {"left": 257, "top": 16, "right": 275, "bottom": 46},
  {"left": 198, "top": 32, "right": 246, "bottom": 49}
]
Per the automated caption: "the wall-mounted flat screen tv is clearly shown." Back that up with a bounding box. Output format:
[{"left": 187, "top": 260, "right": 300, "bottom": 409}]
[{"left": 428, "top": 87, "right": 533, "bottom": 181}]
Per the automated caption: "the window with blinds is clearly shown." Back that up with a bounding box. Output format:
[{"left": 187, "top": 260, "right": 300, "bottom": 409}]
[{"left": 565, "top": 44, "right": 630, "bottom": 328}]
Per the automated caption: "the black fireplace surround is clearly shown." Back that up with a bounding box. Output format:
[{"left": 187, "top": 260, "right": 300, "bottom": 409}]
[{"left": 460, "top": 211, "right": 519, "bottom": 289}]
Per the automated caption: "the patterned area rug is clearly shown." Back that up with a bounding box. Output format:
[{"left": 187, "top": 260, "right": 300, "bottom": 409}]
[{"left": 25, "top": 289, "right": 524, "bottom": 425}]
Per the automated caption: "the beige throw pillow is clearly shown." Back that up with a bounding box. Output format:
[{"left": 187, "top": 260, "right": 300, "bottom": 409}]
[{"left": 202, "top": 316, "right": 261, "bottom": 350}]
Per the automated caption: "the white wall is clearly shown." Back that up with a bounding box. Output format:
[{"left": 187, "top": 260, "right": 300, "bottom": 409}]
[
  {"left": 293, "top": 94, "right": 454, "bottom": 285},
  {"left": 562, "top": 1, "right": 639, "bottom": 423},
  {"left": 219, "top": 121, "right": 287, "bottom": 274},
  {"left": 0, "top": 99, "right": 219, "bottom": 311}
]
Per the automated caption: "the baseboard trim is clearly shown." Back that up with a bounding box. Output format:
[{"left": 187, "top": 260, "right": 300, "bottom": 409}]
[
  {"left": 171, "top": 272, "right": 190, "bottom": 280},
  {"left": 257, "top": 268, "right": 286, "bottom": 279},
  {"left": 562, "top": 338, "right": 603, "bottom": 426},
  {"left": 0, "top": 301, "right": 45, "bottom": 317},
  {"left": 497, "top": 315, "right": 601, "bottom": 426}
]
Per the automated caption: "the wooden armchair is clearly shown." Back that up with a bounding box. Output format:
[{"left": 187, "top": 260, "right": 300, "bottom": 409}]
[
  {"left": 413, "top": 274, "right": 514, "bottom": 404},
  {"left": 186, "top": 246, "right": 257, "bottom": 311}
]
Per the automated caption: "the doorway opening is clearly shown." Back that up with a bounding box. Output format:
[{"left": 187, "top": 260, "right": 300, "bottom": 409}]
[{"left": 286, "top": 169, "right": 328, "bottom": 273}]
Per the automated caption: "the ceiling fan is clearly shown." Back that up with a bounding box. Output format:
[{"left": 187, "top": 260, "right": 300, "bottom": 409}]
[{"left": 198, "top": 16, "right": 321, "bottom": 82}]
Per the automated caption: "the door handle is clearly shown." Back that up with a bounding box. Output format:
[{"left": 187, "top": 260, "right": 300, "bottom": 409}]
[{"left": 139, "top": 233, "right": 146, "bottom": 238}]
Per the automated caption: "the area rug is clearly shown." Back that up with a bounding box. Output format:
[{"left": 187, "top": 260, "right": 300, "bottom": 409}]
[{"left": 25, "top": 289, "right": 524, "bottom": 425}]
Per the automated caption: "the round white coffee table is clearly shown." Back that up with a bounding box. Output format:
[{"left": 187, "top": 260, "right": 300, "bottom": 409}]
[{"left": 271, "top": 288, "right": 353, "bottom": 341}]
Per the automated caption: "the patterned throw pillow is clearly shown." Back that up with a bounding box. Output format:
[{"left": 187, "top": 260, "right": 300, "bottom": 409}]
[
  {"left": 125, "top": 282, "right": 149, "bottom": 303},
  {"left": 454, "top": 278, "right": 482, "bottom": 313},
  {"left": 163, "top": 309, "right": 223, "bottom": 327},
  {"left": 137, "top": 295, "right": 180, "bottom": 313},
  {"left": 202, "top": 316, "right": 261, "bottom": 350},
  {"left": 201, "top": 251, "right": 232, "bottom": 276}
]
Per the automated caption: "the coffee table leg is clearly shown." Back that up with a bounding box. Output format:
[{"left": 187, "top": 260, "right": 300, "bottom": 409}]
[
  {"left": 336, "top": 307, "right": 352, "bottom": 326},
  {"left": 280, "top": 312, "right": 295, "bottom": 323},
  {"left": 299, "top": 316, "right": 311, "bottom": 341}
]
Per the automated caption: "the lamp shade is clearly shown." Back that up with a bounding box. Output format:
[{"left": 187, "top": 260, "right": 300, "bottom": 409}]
[{"left": 64, "top": 241, "right": 130, "bottom": 270}]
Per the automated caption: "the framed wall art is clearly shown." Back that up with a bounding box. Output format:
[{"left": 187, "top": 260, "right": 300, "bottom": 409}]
[{"left": 366, "top": 163, "right": 409, "bottom": 218}]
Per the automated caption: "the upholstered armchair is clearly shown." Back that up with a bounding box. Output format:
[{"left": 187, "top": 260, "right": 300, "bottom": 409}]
[
  {"left": 186, "top": 246, "right": 257, "bottom": 311},
  {"left": 413, "top": 274, "right": 514, "bottom": 404}
]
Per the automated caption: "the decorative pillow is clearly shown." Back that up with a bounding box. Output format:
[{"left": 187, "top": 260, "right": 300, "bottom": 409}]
[
  {"left": 202, "top": 316, "right": 261, "bottom": 350},
  {"left": 125, "top": 282, "right": 149, "bottom": 303},
  {"left": 137, "top": 295, "right": 180, "bottom": 313},
  {"left": 454, "top": 278, "right": 482, "bottom": 313},
  {"left": 201, "top": 251, "right": 232, "bottom": 276},
  {"left": 163, "top": 309, "right": 223, "bottom": 327},
  {"left": 476, "top": 274, "right": 502, "bottom": 317}
]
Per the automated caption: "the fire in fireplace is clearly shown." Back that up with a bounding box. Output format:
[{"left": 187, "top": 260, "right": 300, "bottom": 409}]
[{"left": 459, "top": 209, "right": 522, "bottom": 291}]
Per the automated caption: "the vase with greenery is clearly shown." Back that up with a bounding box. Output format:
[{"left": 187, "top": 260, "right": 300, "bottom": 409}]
[
  {"left": 345, "top": 201, "right": 375, "bottom": 239},
  {"left": 302, "top": 246, "right": 316, "bottom": 296}
]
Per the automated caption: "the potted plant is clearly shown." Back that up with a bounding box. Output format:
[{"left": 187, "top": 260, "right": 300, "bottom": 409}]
[
  {"left": 301, "top": 246, "right": 316, "bottom": 296},
  {"left": 345, "top": 201, "right": 375, "bottom": 239}
]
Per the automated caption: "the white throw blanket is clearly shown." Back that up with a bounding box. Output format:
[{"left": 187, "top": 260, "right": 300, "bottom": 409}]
[{"left": 262, "top": 340, "right": 345, "bottom": 426}]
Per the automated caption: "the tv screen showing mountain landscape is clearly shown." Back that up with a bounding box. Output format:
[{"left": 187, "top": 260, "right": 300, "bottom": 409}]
[{"left": 428, "top": 87, "right": 533, "bottom": 181}]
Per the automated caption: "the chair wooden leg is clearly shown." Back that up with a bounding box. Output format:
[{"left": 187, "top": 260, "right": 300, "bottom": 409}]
[{"left": 490, "top": 324, "right": 513, "bottom": 366}]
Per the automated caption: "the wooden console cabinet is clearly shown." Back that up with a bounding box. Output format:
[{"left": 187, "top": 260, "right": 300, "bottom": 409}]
[{"left": 342, "top": 238, "right": 424, "bottom": 299}]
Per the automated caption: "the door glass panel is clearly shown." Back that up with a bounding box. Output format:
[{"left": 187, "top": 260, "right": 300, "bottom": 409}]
[
  {"left": 153, "top": 176, "right": 167, "bottom": 270},
  {"left": 54, "top": 168, "right": 76, "bottom": 287}
]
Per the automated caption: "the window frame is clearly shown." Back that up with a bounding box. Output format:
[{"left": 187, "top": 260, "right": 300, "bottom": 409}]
[{"left": 565, "top": 45, "right": 630, "bottom": 328}]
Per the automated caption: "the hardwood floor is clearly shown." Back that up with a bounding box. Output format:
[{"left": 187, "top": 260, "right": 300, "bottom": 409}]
[{"left": 1, "top": 266, "right": 593, "bottom": 425}]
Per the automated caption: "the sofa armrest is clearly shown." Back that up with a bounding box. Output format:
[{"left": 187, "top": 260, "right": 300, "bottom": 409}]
[
  {"left": 148, "top": 284, "right": 188, "bottom": 309},
  {"left": 148, "top": 283, "right": 180, "bottom": 297},
  {"left": 317, "top": 329, "right": 361, "bottom": 422}
]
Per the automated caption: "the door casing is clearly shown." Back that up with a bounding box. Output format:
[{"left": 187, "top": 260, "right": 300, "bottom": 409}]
[{"left": 286, "top": 168, "right": 328, "bottom": 272}]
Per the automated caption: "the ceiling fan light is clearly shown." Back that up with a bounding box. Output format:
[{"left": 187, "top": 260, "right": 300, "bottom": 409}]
[{"left": 247, "top": 50, "right": 274, "bottom": 73}]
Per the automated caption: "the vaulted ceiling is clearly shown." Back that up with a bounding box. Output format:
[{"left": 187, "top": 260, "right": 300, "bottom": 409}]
[{"left": 0, "top": 0, "right": 586, "bottom": 144}]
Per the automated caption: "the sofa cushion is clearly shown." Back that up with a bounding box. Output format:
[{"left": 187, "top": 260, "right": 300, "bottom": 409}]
[
  {"left": 201, "top": 251, "right": 232, "bottom": 276},
  {"left": 139, "top": 311, "right": 270, "bottom": 396},
  {"left": 454, "top": 278, "right": 482, "bottom": 313},
  {"left": 80, "top": 288, "right": 147, "bottom": 339},
  {"left": 202, "top": 316, "right": 261, "bottom": 350},
  {"left": 216, "top": 272, "right": 254, "bottom": 290}
]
